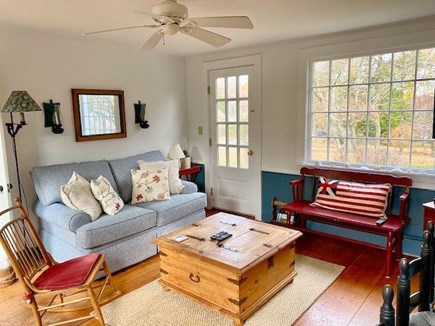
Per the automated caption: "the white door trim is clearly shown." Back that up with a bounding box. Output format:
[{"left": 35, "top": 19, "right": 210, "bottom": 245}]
[{"left": 202, "top": 55, "right": 262, "bottom": 219}]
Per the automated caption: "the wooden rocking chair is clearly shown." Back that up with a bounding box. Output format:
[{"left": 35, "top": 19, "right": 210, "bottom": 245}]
[{"left": 0, "top": 198, "right": 119, "bottom": 325}]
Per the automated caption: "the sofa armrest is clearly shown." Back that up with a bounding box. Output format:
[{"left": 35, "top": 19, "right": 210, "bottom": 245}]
[
  {"left": 180, "top": 180, "right": 198, "bottom": 194},
  {"left": 33, "top": 201, "right": 92, "bottom": 233}
]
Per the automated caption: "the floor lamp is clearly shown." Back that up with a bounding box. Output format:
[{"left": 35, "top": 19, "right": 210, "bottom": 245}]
[{"left": 1, "top": 91, "right": 41, "bottom": 201}]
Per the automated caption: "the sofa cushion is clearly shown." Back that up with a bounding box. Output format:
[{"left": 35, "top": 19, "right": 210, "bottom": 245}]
[
  {"left": 135, "top": 192, "right": 207, "bottom": 227},
  {"left": 138, "top": 160, "right": 184, "bottom": 194},
  {"left": 31, "top": 160, "right": 118, "bottom": 206},
  {"left": 61, "top": 172, "right": 102, "bottom": 221},
  {"left": 131, "top": 168, "right": 171, "bottom": 204},
  {"left": 76, "top": 205, "right": 156, "bottom": 249},
  {"left": 90, "top": 175, "right": 124, "bottom": 215},
  {"left": 108, "top": 150, "right": 166, "bottom": 203}
]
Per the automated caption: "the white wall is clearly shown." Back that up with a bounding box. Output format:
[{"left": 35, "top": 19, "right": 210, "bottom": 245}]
[
  {"left": 186, "top": 16, "right": 435, "bottom": 192},
  {"left": 0, "top": 29, "right": 187, "bottom": 216}
]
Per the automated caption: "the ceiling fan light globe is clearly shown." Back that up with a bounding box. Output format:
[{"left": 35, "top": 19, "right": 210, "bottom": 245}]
[{"left": 163, "top": 24, "right": 179, "bottom": 35}]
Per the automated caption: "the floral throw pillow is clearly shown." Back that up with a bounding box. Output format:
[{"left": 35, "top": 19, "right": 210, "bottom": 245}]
[
  {"left": 131, "top": 168, "right": 170, "bottom": 204},
  {"left": 138, "top": 159, "right": 184, "bottom": 194},
  {"left": 90, "top": 175, "right": 124, "bottom": 215},
  {"left": 60, "top": 171, "right": 102, "bottom": 221}
]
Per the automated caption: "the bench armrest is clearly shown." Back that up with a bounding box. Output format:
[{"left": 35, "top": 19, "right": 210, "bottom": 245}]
[
  {"left": 399, "top": 191, "right": 410, "bottom": 219},
  {"left": 290, "top": 178, "right": 304, "bottom": 201}
]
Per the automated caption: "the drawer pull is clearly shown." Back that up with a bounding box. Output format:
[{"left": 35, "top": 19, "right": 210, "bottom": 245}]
[{"left": 189, "top": 273, "right": 200, "bottom": 283}]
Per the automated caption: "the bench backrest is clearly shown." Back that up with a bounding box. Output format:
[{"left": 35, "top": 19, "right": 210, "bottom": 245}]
[{"left": 300, "top": 167, "right": 412, "bottom": 216}]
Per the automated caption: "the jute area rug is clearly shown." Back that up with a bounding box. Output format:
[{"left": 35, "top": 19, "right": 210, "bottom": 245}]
[{"left": 101, "top": 255, "right": 344, "bottom": 326}]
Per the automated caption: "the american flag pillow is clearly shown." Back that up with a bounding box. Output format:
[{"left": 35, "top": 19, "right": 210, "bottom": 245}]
[{"left": 312, "top": 177, "right": 391, "bottom": 218}]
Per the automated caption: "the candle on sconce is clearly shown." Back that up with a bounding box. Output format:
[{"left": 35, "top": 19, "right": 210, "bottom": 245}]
[{"left": 53, "top": 105, "right": 61, "bottom": 125}]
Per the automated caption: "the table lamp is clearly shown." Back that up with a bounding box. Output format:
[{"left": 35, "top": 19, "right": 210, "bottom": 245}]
[{"left": 168, "top": 144, "right": 186, "bottom": 168}]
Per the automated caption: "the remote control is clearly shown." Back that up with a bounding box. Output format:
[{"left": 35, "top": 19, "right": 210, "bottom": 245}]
[
  {"left": 215, "top": 233, "right": 232, "bottom": 241},
  {"left": 211, "top": 231, "right": 232, "bottom": 241},
  {"left": 376, "top": 219, "right": 387, "bottom": 226},
  {"left": 211, "top": 231, "right": 228, "bottom": 240}
]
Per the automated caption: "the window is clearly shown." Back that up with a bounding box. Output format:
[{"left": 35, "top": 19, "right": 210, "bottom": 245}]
[{"left": 309, "top": 47, "right": 435, "bottom": 173}]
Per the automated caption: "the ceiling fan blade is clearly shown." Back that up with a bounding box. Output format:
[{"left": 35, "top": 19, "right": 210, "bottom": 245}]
[
  {"left": 188, "top": 16, "right": 253, "bottom": 29},
  {"left": 83, "top": 24, "right": 159, "bottom": 36},
  {"left": 181, "top": 27, "right": 230, "bottom": 47},
  {"left": 137, "top": 31, "right": 164, "bottom": 51}
]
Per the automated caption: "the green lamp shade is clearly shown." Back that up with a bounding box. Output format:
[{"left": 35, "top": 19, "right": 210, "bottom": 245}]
[{"left": 1, "top": 91, "right": 42, "bottom": 113}]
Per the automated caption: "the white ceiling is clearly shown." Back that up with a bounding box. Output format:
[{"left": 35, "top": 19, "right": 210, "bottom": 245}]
[{"left": 1, "top": 0, "right": 435, "bottom": 57}]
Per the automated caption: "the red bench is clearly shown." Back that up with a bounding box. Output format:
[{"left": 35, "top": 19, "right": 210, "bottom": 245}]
[{"left": 271, "top": 167, "right": 412, "bottom": 277}]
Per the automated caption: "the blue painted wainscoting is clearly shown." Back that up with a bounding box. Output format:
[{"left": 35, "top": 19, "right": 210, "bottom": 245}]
[{"left": 261, "top": 171, "right": 435, "bottom": 256}]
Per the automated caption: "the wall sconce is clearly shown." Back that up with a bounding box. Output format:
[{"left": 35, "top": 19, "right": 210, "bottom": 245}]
[
  {"left": 43, "top": 99, "right": 64, "bottom": 134},
  {"left": 134, "top": 101, "right": 149, "bottom": 129}
]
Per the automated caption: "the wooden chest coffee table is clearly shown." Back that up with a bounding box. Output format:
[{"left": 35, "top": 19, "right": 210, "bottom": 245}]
[{"left": 153, "top": 213, "right": 302, "bottom": 325}]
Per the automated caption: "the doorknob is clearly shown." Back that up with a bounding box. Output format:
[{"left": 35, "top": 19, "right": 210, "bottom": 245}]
[
  {"left": 0, "top": 185, "right": 3, "bottom": 192},
  {"left": 247, "top": 150, "right": 253, "bottom": 156}
]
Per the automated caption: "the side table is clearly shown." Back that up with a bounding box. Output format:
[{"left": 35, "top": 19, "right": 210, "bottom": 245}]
[
  {"left": 423, "top": 201, "right": 435, "bottom": 230},
  {"left": 179, "top": 165, "right": 201, "bottom": 182}
]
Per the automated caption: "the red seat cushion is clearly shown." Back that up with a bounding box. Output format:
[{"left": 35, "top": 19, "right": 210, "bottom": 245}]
[{"left": 33, "top": 253, "right": 101, "bottom": 290}]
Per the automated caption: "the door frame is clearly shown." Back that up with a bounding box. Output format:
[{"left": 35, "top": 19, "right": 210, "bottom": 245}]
[{"left": 202, "top": 55, "right": 262, "bottom": 219}]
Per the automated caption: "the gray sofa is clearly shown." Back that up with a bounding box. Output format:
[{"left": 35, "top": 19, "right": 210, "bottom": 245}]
[{"left": 30, "top": 150, "right": 207, "bottom": 273}]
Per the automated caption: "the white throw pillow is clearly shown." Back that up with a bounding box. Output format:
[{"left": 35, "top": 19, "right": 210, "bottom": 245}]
[
  {"left": 131, "top": 168, "right": 170, "bottom": 204},
  {"left": 90, "top": 175, "right": 124, "bottom": 215},
  {"left": 138, "top": 160, "right": 184, "bottom": 195},
  {"left": 60, "top": 172, "right": 102, "bottom": 221}
]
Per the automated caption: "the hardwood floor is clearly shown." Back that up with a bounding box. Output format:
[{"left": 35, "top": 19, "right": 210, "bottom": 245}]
[{"left": 0, "top": 227, "right": 414, "bottom": 325}]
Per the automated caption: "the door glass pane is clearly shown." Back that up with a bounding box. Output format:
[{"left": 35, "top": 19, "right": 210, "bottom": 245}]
[
  {"left": 218, "top": 146, "right": 227, "bottom": 166},
  {"left": 240, "top": 100, "right": 249, "bottom": 122},
  {"left": 228, "top": 147, "right": 238, "bottom": 168},
  {"left": 240, "top": 148, "right": 249, "bottom": 169},
  {"left": 228, "top": 101, "right": 237, "bottom": 122},
  {"left": 217, "top": 125, "right": 226, "bottom": 144},
  {"left": 239, "top": 75, "right": 248, "bottom": 97},
  {"left": 228, "top": 124, "right": 237, "bottom": 145},
  {"left": 216, "top": 78, "right": 225, "bottom": 99},
  {"left": 217, "top": 101, "right": 226, "bottom": 122},
  {"left": 227, "top": 76, "right": 237, "bottom": 98},
  {"left": 239, "top": 125, "right": 248, "bottom": 145}
]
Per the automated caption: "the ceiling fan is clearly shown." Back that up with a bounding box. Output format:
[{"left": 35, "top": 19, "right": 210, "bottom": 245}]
[{"left": 83, "top": 0, "right": 254, "bottom": 51}]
